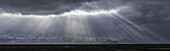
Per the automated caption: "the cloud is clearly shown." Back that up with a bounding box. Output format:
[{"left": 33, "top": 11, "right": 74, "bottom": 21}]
[
  {"left": 114, "top": 0, "right": 170, "bottom": 24},
  {"left": 0, "top": 0, "right": 95, "bottom": 15}
]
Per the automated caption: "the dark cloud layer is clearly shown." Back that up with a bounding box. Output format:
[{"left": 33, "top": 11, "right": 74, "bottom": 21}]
[
  {"left": 0, "top": 0, "right": 95, "bottom": 15},
  {"left": 0, "top": 0, "right": 170, "bottom": 25},
  {"left": 117, "top": 0, "right": 170, "bottom": 24},
  {"left": 0, "top": 0, "right": 169, "bottom": 24}
]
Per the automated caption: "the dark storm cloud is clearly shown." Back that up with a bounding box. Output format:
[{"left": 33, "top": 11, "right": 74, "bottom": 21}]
[
  {"left": 0, "top": 0, "right": 169, "bottom": 23},
  {"left": 117, "top": 0, "right": 170, "bottom": 24},
  {"left": 0, "top": 0, "right": 95, "bottom": 15},
  {"left": 132, "top": 0, "right": 170, "bottom": 24}
]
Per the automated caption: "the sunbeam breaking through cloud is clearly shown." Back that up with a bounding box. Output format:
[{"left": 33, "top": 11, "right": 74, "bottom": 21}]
[{"left": 0, "top": 0, "right": 169, "bottom": 44}]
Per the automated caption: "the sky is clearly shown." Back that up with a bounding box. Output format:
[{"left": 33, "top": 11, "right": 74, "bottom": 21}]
[
  {"left": 0, "top": 0, "right": 170, "bottom": 44},
  {"left": 0, "top": 0, "right": 96, "bottom": 15}
]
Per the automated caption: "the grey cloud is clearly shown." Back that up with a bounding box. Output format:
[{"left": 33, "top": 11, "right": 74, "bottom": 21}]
[
  {"left": 77, "top": 0, "right": 170, "bottom": 25},
  {"left": 0, "top": 0, "right": 170, "bottom": 24},
  {"left": 116, "top": 0, "right": 170, "bottom": 24},
  {"left": 0, "top": 0, "right": 96, "bottom": 15}
]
